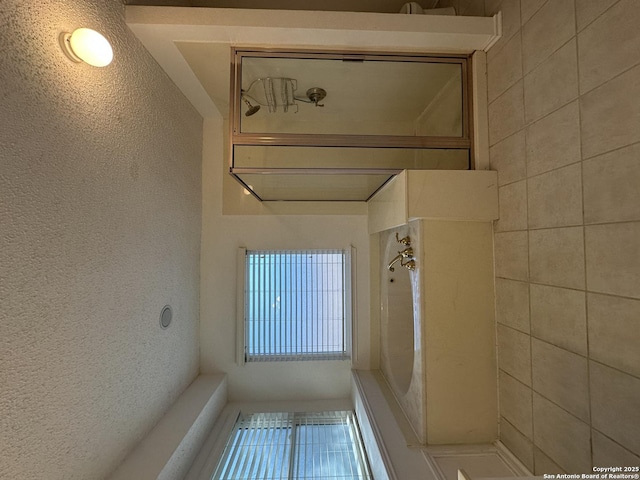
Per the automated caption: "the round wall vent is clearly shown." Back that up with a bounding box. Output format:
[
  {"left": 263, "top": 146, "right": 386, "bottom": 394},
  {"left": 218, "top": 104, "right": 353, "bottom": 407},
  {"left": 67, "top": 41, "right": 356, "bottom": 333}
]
[{"left": 159, "top": 305, "right": 172, "bottom": 329}]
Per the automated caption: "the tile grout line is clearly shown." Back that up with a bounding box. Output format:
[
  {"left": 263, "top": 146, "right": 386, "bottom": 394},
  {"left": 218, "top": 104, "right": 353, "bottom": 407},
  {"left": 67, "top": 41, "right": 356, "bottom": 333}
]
[
  {"left": 496, "top": 219, "right": 640, "bottom": 235},
  {"left": 520, "top": 0, "right": 549, "bottom": 30},
  {"left": 488, "top": 4, "right": 640, "bottom": 144},
  {"left": 498, "top": 324, "right": 640, "bottom": 382},
  {"left": 574, "top": 3, "right": 595, "bottom": 467},
  {"left": 500, "top": 367, "right": 593, "bottom": 473},
  {"left": 522, "top": 34, "right": 576, "bottom": 84},
  {"left": 495, "top": 275, "right": 640, "bottom": 303},
  {"left": 579, "top": 54, "right": 640, "bottom": 98},
  {"left": 582, "top": 138, "right": 640, "bottom": 163},
  {"left": 591, "top": 426, "right": 640, "bottom": 462},
  {"left": 485, "top": 1, "right": 505, "bottom": 443},
  {"left": 501, "top": 368, "right": 588, "bottom": 431},
  {"left": 496, "top": 136, "right": 640, "bottom": 188},
  {"left": 575, "top": 0, "right": 624, "bottom": 35},
  {"left": 517, "top": 6, "right": 537, "bottom": 471},
  {"left": 500, "top": 415, "right": 534, "bottom": 454}
]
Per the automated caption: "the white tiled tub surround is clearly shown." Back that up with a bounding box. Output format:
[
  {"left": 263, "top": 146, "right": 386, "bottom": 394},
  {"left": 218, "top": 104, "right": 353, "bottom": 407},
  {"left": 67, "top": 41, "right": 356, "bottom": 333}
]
[{"left": 485, "top": 0, "right": 640, "bottom": 473}]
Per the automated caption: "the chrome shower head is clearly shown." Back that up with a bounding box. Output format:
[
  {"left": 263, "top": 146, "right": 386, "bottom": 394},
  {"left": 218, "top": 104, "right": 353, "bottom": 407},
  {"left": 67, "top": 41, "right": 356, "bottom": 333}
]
[{"left": 242, "top": 96, "right": 261, "bottom": 116}]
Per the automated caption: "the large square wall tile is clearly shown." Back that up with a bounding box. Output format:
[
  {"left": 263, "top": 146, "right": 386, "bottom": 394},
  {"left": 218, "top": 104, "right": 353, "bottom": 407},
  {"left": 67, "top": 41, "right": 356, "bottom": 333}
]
[
  {"left": 585, "top": 222, "right": 640, "bottom": 299},
  {"left": 588, "top": 293, "right": 640, "bottom": 378},
  {"left": 494, "top": 231, "right": 529, "bottom": 281},
  {"left": 592, "top": 429, "right": 640, "bottom": 469},
  {"left": 590, "top": 361, "right": 640, "bottom": 456},
  {"left": 578, "top": 0, "right": 640, "bottom": 93},
  {"left": 488, "top": 33, "right": 523, "bottom": 103},
  {"left": 575, "top": 0, "right": 618, "bottom": 31},
  {"left": 495, "top": 278, "right": 530, "bottom": 333},
  {"left": 583, "top": 142, "right": 640, "bottom": 224},
  {"left": 581, "top": 63, "right": 640, "bottom": 159},
  {"left": 497, "top": 325, "right": 531, "bottom": 386},
  {"left": 490, "top": 131, "right": 526, "bottom": 186},
  {"left": 489, "top": 81, "right": 525, "bottom": 146},
  {"left": 532, "top": 339, "right": 590, "bottom": 422},
  {"left": 527, "top": 163, "right": 582, "bottom": 229},
  {"left": 500, "top": 418, "right": 534, "bottom": 472},
  {"left": 499, "top": 370, "right": 533, "bottom": 437},
  {"left": 524, "top": 39, "right": 578, "bottom": 124},
  {"left": 496, "top": 180, "right": 527, "bottom": 232},
  {"left": 529, "top": 227, "right": 585, "bottom": 290},
  {"left": 534, "top": 447, "right": 566, "bottom": 475},
  {"left": 525, "top": 101, "right": 580, "bottom": 177},
  {"left": 530, "top": 284, "right": 587, "bottom": 355},
  {"left": 533, "top": 393, "right": 591, "bottom": 473},
  {"left": 522, "top": 0, "right": 575, "bottom": 74}
]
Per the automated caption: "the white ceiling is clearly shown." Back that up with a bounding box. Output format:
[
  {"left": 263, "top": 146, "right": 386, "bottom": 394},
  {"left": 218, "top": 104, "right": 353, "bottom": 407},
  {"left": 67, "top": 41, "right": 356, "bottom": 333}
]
[{"left": 125, "top": 6, "right": 500, "bottom": 118}]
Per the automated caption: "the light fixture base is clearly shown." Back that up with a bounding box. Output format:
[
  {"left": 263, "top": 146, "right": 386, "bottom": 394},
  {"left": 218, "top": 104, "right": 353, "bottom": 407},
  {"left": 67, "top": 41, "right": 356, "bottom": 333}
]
[{"left": 59, "top": 32, "right": 82, "bottom": 63}]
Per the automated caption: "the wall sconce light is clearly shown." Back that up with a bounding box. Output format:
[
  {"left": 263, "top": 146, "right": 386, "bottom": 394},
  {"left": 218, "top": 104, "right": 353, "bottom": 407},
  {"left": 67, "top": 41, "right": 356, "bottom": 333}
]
[{"left": 60, "top": 28, "right": 113, "bottom": 67}]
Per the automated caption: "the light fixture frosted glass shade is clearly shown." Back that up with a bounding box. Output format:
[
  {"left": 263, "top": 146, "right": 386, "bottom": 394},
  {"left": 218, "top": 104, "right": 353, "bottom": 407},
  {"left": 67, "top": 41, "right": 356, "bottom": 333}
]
[{"left": 66, "top": 28, "right": 113, "bottom": 67}]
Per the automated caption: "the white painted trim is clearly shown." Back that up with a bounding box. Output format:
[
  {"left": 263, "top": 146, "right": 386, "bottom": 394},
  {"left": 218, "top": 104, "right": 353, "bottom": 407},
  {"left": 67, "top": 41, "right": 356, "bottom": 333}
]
[
  {"left": 368, "top": 170, "right": 499, "bottom": 233},
  {"left": 352, "top": 370, "right": 438, "bottom": 480},
  {"left": 183, "top": 404, "right": 241, "bottom": 480},
  {"left": 352, "top": 371, "right": 398, "bottom": 480},
  {"left": 472, "top": 50, "right": 490, "bottom": 171},
  {"left": 424, "top": 442, "right": 533, "bottom": 480},
  {"left": 483, "top": 11, "right": 503, "bottom": 52},
  {"left": 349, "top": 244, "right": 358, "bottom": 366},
  {"left": 186, "top": 398, "right": 355, "bottom": 480},
  {"left": 236, "top": 247, "right": 246, "bottom": 366}
]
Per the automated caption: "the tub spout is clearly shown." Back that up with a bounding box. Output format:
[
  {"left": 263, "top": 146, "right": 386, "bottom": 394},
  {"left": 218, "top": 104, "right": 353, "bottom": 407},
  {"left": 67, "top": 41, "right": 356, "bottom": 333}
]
[
  {"left": 388, "top": 247, "right": 413, "bottom": 271},
  {"left": 388, "top": 253, "right": 403, "bottom": 272}
]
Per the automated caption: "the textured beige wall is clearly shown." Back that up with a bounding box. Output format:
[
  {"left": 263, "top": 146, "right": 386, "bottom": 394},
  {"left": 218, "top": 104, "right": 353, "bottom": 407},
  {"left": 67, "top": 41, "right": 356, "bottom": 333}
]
[{"left": 0, "top": 1, "right": 202, "bottom": 479}]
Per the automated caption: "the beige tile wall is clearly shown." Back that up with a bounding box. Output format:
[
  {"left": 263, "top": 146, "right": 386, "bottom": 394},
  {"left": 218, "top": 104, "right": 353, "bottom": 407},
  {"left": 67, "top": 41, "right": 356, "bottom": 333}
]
[{"left": 484, "top": 0, "right": 640, "bottom": 472}]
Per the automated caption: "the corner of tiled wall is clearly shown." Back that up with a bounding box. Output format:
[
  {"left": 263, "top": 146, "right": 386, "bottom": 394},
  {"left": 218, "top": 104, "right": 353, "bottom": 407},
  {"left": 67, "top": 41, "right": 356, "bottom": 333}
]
[{"left": 485, "top": 0, "right": 640, "bottom": 473}]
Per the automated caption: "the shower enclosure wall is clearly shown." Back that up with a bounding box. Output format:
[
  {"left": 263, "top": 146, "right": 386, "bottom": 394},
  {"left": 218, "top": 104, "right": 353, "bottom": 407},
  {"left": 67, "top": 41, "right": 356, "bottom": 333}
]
[{"left": 229, "top": 48, "right": 474, "bottom": 201}]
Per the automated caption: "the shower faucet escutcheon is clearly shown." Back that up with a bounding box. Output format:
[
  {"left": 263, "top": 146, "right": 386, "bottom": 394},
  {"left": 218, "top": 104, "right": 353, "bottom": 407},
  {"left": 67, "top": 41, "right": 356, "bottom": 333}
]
[{"left": 306, "top": 87, "right": 326, "bottom": 107}]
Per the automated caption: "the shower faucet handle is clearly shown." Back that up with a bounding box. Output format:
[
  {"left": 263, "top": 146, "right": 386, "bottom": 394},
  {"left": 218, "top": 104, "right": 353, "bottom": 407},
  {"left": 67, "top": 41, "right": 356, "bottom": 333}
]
[
  {"left": 395, "top": 232, "right": 411, "bottom": 246},
  {"left": 401, "top": 258, "right": 416, "bottom": 271}
]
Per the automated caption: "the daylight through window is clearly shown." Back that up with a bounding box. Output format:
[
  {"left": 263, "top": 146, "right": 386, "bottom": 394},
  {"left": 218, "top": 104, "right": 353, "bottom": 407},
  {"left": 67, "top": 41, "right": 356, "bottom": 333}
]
[
  {"left": 244, "top": 249, "right": 351, "bottom": 362},
  {"left": 212, "top": 411, "right": 372, "bottom": 480}
]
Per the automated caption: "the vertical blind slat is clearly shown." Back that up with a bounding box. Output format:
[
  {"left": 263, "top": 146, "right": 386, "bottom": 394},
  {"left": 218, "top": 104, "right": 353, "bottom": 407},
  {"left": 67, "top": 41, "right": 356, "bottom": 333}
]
[{"left": 245, "top": 250, "right": 348, "bottom": 362}]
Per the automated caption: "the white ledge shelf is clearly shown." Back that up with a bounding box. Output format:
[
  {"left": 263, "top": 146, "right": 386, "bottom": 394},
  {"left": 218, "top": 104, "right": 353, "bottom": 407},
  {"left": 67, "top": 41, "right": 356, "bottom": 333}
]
[
  {"left": 367, "top": 170, "right": 499, "bottom": 234},
  {"left": 108, "top": 374, "right": 227, "bottom": 480}
]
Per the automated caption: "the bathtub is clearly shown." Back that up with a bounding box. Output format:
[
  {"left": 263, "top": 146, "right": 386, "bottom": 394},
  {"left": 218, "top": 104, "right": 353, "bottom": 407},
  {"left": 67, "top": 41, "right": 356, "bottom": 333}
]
[
  {"left": 379, "top": 220, "right": 427, "bottom": 443},
  {"left": 378, "top": 220, "right": 498, "bottom": 445}
]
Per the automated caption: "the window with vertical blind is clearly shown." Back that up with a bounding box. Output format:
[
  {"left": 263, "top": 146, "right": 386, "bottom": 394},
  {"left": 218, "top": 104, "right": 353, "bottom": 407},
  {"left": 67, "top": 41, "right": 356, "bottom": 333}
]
[
  {"left": 242, "top": 249, "right": 351, "bottom": 362},
  {"left": 212, "top": 411, "right": 372, "bottom": 480}
]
